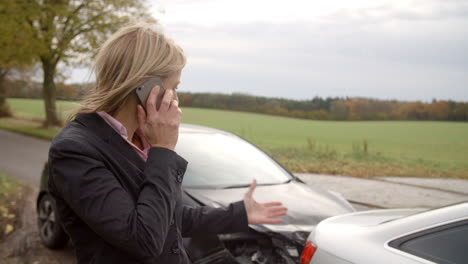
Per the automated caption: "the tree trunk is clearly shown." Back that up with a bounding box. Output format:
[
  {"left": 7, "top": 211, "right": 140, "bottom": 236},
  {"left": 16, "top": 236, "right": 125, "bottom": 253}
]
[
  {"left": 0, "top": 68, "right": 11, "bottom": 117},
  {"left": 41, "top": 59, "right": 61, "bottom": 127}
]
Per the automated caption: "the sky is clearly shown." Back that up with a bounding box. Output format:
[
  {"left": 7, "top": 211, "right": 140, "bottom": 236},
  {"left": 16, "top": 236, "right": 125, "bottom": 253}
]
[{"left": 69, "top": 0, "right": 468, "bottom": 102}]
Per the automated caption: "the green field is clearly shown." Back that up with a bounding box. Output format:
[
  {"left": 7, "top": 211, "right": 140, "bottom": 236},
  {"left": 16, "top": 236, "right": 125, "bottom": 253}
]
[
  {"left": 3, "top": 98, "right": 468, "bottom": 178},
  {"left": 8, "top": 98, "right": 79, "bottom": 120}
]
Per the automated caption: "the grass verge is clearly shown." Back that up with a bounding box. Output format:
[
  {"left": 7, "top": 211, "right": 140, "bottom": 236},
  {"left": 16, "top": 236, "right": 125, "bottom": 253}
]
[
  {"left": 0, "top": 118, "right": 60, "bottom": 140},
  {"left": 266, "top": 146, "right": 468, "bottom": 179},
  {"left": 0, "top": 171, "right": 25, "bottom": 241}
]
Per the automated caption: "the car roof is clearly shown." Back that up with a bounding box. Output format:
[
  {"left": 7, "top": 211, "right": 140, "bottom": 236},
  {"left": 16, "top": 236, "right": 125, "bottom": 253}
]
[
  {"left": 386, "top": 201, "right": 468, "bottom": 228},
  {"left": 179, "top": 123, "right": 237, "bottom": 137},
  {"left": 311, "top": 202, "right": 468, "bottom": 264},
  {"left": 317, "top": 202, "right": 468, "bottom": 244}
]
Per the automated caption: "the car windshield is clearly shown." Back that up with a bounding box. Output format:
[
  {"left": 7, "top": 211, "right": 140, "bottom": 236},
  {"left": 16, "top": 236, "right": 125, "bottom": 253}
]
[{"left": 176, "top": 131, "right": 292, "bottom": 188}]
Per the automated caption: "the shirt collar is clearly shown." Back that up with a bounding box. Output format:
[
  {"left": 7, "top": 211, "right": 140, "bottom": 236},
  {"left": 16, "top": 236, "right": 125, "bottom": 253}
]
[
  {"left": 97, "top": 111, "right": 150, "bottom": 161},
  {"left": 97, "top": 111, "right": 128, "bottom": 139}
]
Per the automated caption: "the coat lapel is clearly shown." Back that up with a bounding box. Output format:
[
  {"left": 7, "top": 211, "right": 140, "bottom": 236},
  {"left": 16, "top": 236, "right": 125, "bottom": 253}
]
[{"left": 74, "top": 113, "right": 146, "bottom": 171}]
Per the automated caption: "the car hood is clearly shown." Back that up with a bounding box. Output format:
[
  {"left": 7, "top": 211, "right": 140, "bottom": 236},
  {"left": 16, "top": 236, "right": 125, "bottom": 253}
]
[{"left": 184, "top": 181, "right": 354, "bottom": 242}]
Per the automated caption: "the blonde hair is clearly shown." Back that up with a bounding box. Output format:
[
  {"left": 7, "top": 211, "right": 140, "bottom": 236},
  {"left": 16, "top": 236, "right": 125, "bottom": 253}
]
[{"left": 71, "top": 23, "right": 186, "bottom": 118}]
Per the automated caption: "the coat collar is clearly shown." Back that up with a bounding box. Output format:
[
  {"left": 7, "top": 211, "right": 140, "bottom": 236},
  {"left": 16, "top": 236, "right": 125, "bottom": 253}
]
[{"left": 74, "top": 113, "right": 146, "bottom": 169}]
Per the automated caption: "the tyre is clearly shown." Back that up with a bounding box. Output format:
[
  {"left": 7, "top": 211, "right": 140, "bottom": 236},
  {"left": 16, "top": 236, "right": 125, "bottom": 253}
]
[{"left": 37, "top": 193, "right": 69, "bottom": 249}]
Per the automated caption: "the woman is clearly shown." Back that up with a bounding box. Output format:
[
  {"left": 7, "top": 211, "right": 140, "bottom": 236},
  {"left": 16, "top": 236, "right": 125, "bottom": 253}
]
[{"left": 48, "top": 23, "right": 287, "bottom": 264}]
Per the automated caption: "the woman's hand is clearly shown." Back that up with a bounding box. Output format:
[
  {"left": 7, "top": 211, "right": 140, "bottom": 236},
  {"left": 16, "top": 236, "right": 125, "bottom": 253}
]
[
  {"left": 137, "top": 85, "right": 182, "bottom": 151},
  {"left": 244, "top": 180, "right": 288, "bottom": 224}
]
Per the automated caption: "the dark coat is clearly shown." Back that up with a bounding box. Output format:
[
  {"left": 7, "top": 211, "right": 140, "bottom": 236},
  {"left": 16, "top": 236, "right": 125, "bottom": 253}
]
[{"left": 48, "top": 113, "right": 248, "bottom": 264}]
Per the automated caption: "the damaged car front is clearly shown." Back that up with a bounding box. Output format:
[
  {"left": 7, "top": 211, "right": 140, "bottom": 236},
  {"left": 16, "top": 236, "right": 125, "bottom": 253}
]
[
  {"left": 177, "top": 125, "right": 355, "bottom": 263},
  {"left": 36, "top": 124, "right": 354, "bottom": 263}
]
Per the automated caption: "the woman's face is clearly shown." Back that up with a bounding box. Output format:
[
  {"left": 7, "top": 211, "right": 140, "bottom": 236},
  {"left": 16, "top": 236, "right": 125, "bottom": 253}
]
[{"left": 162, "top": 70, "right": 181, "bottom": 102}]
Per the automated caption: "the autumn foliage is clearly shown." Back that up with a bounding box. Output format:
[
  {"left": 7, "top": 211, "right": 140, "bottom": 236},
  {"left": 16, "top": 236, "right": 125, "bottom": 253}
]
[
  {"left": 177, "top": 92, "right": 468, "bottom": 121},
  {"left": 6, "top": 83, "right": 467, "bottom": 121}
]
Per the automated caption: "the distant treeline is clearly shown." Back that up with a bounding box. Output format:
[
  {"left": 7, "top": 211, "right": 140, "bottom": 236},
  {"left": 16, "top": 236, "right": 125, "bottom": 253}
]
[
  {"left": 6, "top": 80, "right": 468, "bottom": 121},
  {"left": 178, "top": 92, "right": 468, "bottom": 121},
  {"left": 4, "top": 80, "right": 91, "bottom": 101}
]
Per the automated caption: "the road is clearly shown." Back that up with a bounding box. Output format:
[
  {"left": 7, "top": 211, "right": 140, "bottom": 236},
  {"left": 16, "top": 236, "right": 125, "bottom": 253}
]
[
  {"left": 296, "top": 174, "right": 468, "bottom": 209},
  {"left": 0, "top": 130, "right": 50, "bottom": 187}
]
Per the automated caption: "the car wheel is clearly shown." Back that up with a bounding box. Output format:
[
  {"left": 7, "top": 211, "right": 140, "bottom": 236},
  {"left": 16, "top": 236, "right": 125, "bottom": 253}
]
[{"left": 37, "top": 193, "right": 69, "bottom": 249}]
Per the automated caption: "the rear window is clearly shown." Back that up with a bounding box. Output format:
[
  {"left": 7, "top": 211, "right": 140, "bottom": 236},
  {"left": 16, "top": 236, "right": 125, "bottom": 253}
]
[{"left": 389, "top": 219, "right": 468, "bottom": 264}]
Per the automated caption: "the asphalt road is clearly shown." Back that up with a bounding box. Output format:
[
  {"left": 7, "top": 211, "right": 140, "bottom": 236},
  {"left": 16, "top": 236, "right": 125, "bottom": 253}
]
[
  {"left": 0, "top": 130, "right": 50, "bottom": 187},
  {"left": 296, "top": 174, "right": 468, "bottom": 209}
]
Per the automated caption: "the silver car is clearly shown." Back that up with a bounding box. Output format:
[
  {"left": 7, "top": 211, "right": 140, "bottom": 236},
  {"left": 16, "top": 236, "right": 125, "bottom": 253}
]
[
  {"left": 38, "top": 123, "right": 355, "bottom": 263},
  {"left": 301, "top": 202, "right": 468, "bottom": 264}
]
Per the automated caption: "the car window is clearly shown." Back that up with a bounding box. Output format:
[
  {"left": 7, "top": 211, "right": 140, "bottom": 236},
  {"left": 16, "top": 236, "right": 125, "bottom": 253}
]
[
  {"left": 389, "top": 220, "right": 468, "bottom": 264},
  {"left": 176, "top": 132, "right": 292, "bottom": 188}
]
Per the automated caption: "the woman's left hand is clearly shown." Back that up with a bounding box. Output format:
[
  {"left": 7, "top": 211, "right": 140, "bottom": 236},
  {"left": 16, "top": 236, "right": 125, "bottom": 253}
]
[{"left": 244, "top": 180, "right": 288, "bottom": 224}]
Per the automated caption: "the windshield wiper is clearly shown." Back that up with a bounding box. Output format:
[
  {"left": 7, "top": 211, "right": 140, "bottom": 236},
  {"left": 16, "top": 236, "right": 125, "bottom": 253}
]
[
  {"left": 222, "top": 183, "right": 253, "bottom": 189},
  {"left": 222, "top": 179, "right": 293, "bottom": 189},
  {"left": 282, "top": 178, "right": 293, "bottom": 184}
]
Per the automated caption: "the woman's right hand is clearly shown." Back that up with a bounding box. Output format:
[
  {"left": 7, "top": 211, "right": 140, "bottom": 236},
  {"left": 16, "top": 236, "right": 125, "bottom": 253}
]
[{"left": 137, "top": 85, "right": 182, "bottom": 151}]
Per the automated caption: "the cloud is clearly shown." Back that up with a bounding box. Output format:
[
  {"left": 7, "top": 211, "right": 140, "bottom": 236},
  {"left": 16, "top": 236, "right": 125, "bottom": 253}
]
[
  {"left": 166, "top": 3, "right": 468, "bottom": 101},
  {"left": 69, "top": 0, "right": 468, "bottom": 102}
]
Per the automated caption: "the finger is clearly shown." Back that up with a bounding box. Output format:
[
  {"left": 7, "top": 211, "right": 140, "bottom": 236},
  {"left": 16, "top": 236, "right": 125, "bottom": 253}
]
[
  {"left": 160, "top": 88, "right": 173, "bottom": 111},
  {"left": 245, "top": 179, "right": 257, "bottom": 198},
  {"left": 268, "top": 206, "right": 288, "bottom": 213},
  {"left": 137, "top": 105, "right": 146, "bottom": 127},
  {"left": 261, "top": 218, "right": 284, "bottom": 224},
  {"left": 261, "top": 202, "right": 283, "bottom": 207},
  {"left": 169, "top": 99, "right": 179, "bottom": 111},
  {"left": 268, "top": 208, "right": 288, "bottom": 218},
  {"left": 146, "top": 85, "right": 160, "bottom": 116}
]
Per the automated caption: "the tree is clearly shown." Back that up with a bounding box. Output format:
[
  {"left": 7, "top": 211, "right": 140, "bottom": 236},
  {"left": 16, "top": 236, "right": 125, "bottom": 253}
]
[
  {"left": 0, "top": 0, "right": 35, "bottom": 117},
  {"left": 14, "top": 0, "right": 155, "bottom": 126},
  {"left": 428, "top": 101, "right": 450, "bottom": 120},
  {"left": 330, "top": 100, "right": 348, "bottom": 120}
]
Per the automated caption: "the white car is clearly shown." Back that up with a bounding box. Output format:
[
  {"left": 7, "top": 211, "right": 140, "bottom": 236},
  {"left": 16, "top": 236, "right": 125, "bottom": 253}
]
[{"left": 300, "top": 201, "right": 468, "bottom": 264}]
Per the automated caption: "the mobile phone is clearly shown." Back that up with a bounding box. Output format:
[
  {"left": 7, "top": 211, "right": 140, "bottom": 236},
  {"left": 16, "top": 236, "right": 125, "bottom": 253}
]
[{"left": 135, "top": 76, "right": 165, "bottom": 111}]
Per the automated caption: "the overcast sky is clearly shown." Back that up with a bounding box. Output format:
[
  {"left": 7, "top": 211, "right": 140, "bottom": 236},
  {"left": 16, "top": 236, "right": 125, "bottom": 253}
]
[{"left": 70, "top": 0, "right": 468, "bottom": 102}]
